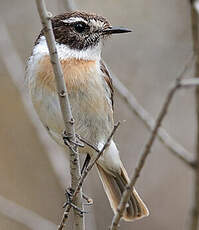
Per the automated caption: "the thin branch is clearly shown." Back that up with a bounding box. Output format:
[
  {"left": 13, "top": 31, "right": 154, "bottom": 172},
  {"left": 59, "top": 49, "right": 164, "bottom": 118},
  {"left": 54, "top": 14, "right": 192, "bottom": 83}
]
[
  {"left": 35, "top": 1, "right": 84, "bottom": 229},
  {"left": 107, "top": 55, "right": 196, "bottom": 168},
  {"left": 78, "top": 136, "right": 100, "bottom": 153},
  {"left": 110, "top": 76, "right": 199, "bottom": 230},
  {"left": 73, "top": 123, "right": 120, "bottom": 202},
  {"left": 0, "top": 16, "right": 71, "bottom": 224},
  {"left": 190, "top": 1, "right": 199, "bottom": 230},
  {"left": 194, "top": 0, "right": 199, "bottom": 14},
  {"left": 58, "top": 122, "right": 120, "bottom": 230},
  {"left": 62, "top": 0, "right": 196, "bottom": 170},
  {"left": 35, "top": 1, "right": 75, "bottom": 136},
  {"left": 180, "top": 78, "right": 199, "bottom": 87},
  {"left": 1, "top": 9, "right": 71, "bottom": 195}
]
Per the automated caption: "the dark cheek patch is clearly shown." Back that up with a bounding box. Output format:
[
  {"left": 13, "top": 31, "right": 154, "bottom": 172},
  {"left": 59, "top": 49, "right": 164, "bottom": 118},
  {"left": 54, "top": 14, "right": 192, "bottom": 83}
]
[{"left": 53, "top": 23, "right": 101, "bottom": 50}]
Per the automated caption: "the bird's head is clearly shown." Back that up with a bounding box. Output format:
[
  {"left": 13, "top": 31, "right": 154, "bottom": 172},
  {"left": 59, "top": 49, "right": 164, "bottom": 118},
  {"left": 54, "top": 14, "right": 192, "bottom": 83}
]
[{"left": 49, "top": 11, "right": 131, "bottom": 50}]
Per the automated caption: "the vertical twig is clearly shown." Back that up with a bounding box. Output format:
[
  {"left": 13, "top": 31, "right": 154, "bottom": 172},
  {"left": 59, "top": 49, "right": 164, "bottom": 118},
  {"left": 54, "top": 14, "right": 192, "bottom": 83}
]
[
  {"left": 190, "top": 1, "right": 199, "bottom": 229},
  {"left": 0, "top": 17, "right": 69, "bottom": 193},
  {"left": 110, "top": 80, "right": 180, "bottom": 230},
  {"left": 35, "top": 1, "right": 84, "bottom": 230}
]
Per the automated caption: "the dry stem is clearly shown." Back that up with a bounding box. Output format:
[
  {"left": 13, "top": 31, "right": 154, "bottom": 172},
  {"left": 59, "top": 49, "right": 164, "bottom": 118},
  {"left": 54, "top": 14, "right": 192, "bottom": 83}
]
[
  {"left": 108, "top": 55, "right": 196, "bottom": 168},
  {"left": 35, "top": 0, "right": 84, "bottom": 229},
  {"left": 190, "top": 1, "right": 199, "bottom": 229},
  {"left": 110, "top": 76, "right": 199, "bottom": 230},
  {"left": 58, "top": 122, "right": 120, "bottom": 230},
  {"left": 35, "top": 1, "right": 198, "bottom": 229}
]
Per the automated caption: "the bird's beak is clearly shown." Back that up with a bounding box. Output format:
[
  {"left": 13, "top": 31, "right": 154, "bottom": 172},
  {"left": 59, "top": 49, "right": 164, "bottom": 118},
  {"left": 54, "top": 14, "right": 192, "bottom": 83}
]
[{"left": 102, "top": 26, "right": 132, "bottom": 35}]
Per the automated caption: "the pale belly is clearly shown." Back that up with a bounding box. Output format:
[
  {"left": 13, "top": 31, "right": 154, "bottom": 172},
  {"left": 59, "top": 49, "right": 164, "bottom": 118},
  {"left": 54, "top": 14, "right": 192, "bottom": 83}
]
[
  {"left": 26, "top": 40, "right": 121, "bottom": 173},
  {"left": 30, "top": 64, "right": 114, "bottom": 152}
]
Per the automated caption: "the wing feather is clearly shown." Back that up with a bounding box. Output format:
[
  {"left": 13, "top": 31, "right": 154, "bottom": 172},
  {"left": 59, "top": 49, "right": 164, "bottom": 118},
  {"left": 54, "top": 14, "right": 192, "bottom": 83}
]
[{"left": 100, "top": 60, "right": 114, "bottom": 109}]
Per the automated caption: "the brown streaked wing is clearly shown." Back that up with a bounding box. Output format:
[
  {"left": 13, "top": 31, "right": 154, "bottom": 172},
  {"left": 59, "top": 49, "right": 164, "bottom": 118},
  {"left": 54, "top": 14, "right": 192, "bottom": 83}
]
[{"left": 100, "top": 60, "right": 114, "bottom": 109}]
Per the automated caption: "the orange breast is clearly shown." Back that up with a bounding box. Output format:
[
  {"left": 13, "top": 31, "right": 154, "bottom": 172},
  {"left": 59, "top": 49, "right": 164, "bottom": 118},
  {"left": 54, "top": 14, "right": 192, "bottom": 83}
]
[
  {"left": 36, "top": 55, "right": 97, "bottom": 92},
  {"left": 35, "top": 55, "right": 113, "bottom": 120}
]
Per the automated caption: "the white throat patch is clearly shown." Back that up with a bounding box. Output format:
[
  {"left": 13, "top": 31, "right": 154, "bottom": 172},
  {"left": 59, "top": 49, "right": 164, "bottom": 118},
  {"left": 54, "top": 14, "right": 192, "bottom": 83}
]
[{"left": 33, "top": 36, "right": 102, "bottom": 61}]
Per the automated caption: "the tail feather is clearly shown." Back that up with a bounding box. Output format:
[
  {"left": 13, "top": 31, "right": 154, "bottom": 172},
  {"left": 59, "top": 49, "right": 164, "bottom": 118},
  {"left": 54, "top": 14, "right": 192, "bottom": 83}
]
[{"left": 96, "top": 163, "right": 149, "bottom": 221}]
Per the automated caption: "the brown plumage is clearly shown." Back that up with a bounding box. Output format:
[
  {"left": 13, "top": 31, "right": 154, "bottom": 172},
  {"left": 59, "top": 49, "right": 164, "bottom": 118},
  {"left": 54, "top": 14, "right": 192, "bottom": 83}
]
[{"left": 97, "top": 163, "right": 148, "bottom": 220}]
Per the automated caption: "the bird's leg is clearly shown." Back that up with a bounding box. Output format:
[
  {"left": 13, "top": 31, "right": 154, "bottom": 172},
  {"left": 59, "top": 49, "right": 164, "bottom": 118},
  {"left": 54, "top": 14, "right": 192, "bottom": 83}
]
[
  {"left": 80, "top": 154, "right": 94, "bottom": 205},
  {"left": 62, "top": 136, "right": 93, "bottom": 208},
  {"left": 81, "top": 154, "right": 91, "bottom": 174},
  {"left": 82, "top": 192, "right": 93, "bottom": 205}
]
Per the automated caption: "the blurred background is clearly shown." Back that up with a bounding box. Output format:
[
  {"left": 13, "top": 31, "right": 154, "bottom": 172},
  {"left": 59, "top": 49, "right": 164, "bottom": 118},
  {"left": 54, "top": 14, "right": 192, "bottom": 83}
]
[{"left": 0, "top": 0, "right": 196, "bottom": 229}]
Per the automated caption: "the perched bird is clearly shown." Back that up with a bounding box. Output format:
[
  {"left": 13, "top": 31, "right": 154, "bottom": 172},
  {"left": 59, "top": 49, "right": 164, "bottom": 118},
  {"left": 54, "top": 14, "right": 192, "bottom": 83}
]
[{"left": 26, "top": 11, "right": 149, "bottom": 221}]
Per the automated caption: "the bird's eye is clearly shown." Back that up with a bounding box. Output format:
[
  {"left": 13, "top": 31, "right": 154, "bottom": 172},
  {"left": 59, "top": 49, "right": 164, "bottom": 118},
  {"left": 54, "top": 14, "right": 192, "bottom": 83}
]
[{"left": 73, "top": 22, "right": 87, "bottom": 33}]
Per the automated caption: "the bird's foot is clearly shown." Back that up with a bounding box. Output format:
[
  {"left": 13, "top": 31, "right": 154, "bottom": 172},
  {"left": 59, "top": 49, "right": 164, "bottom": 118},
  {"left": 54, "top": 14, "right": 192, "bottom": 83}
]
[
  {"left": 63, "top": 188, "right": 87, "bottom": 215},
  {"left": 62, "top": 132, "right": 84, "bottom": 148},
  {"left": 82, "top": 192, "right": 93, "bottom": 206}
]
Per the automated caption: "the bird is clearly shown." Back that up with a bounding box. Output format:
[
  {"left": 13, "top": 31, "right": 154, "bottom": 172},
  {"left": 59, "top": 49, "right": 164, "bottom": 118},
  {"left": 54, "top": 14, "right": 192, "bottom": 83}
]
[{"left": 26, "top": 11, "right": 149, "bottom": 221}]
